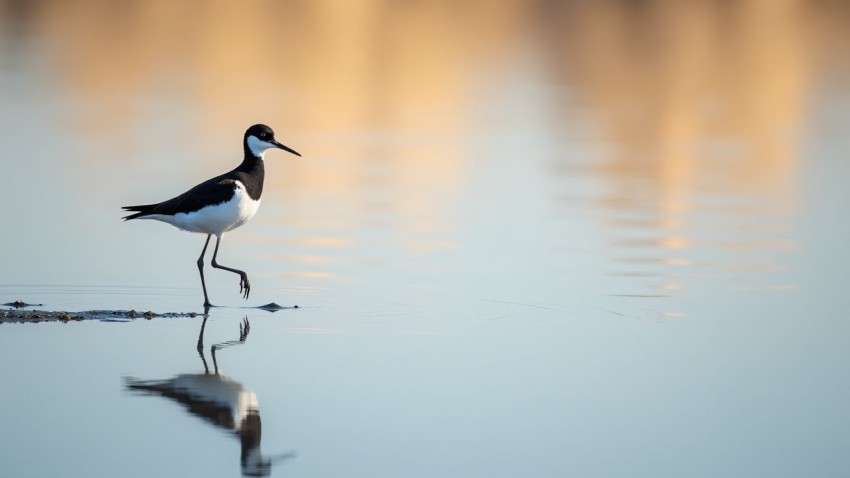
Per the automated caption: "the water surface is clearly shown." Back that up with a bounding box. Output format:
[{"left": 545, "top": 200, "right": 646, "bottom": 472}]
[{"left": 1, "top": 2, "right": 850, "bottom": 477}]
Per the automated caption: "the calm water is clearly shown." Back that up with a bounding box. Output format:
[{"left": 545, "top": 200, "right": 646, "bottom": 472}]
[{"left": 2, "top": 2, "right": 850, "bottom": 477}]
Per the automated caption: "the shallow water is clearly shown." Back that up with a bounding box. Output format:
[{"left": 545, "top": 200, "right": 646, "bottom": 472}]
[{"left": 2, "top": 2, "right": 850, "bottom": 477}]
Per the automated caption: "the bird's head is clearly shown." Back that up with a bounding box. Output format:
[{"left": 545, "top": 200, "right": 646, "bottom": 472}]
[{"left": 244, "top": 124, "right": 301, "bottom": 159}]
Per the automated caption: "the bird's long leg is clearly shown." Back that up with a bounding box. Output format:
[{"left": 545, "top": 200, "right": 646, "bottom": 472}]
[
  {"left": 210, "top": 318, "right": 250, "bottom": 375},
  {"left": 197, "top": 234, "right": 213, "bottom": 307},
  {"left": 210, "top": 235, "right": 251, "bottom": 300},
  {"left": 196, "top": 316, "right": 210, "bottom": 374}
]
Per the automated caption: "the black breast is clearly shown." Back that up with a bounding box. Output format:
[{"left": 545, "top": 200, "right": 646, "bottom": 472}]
[
  {"left": 233, "top": 157, "right": 264, "bottom": 201},
  {"left": 121, "top": 154, "right": 265, "bottom": 220},
  {"left": 156, "top": 156, "right": 264, "bottom": 215}
]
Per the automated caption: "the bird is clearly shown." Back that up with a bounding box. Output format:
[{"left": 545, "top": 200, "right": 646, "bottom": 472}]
[
  {"left": 125, "top": 317, "right": 294, "bottom": 476},
  {"left": 122, "top": 124, "right": 300, "bottom": 307}
]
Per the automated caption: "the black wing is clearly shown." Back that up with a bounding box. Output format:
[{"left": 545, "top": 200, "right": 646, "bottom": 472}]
[
  {"left": 122, "top": 175, "right": 238, "bottom": 221},
  {"left": 124, "top": 376, "right": 238, "bottom": 430}
]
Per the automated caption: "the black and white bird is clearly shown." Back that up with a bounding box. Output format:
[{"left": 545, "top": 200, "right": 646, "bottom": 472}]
[
  {"left": 122, "top": 124, "right": 300, "bottom": 307},
  {"left": 125, "top": 318, "right": 294, "bottom": 477}
]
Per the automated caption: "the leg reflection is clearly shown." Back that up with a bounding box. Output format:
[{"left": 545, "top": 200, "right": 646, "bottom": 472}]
[{"left": 125, "top": 316, "right": 294, "bottom": 476}]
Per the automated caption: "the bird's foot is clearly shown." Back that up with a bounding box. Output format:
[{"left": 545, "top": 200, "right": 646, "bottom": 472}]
[
  {"left": 239, "top": 274, "right": 251, "bottom": 300},
  {"left": 239, "top": 318, "right": 250, "bottom": 342}
]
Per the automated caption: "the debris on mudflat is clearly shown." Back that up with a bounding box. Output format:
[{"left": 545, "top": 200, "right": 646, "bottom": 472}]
[
  {"left": 256, "top": 302, "right": 299, "bottom": 312},
  {"left": 3, "top": 300, "right": 43, "bottom": 308},
  {"left": 0, "top": 309, "right": 198, "bottom": 324}
]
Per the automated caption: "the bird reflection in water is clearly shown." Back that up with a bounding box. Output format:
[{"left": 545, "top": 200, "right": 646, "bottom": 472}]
[{"left": 125, "top": 317, "right": 293, "bottom": 476}]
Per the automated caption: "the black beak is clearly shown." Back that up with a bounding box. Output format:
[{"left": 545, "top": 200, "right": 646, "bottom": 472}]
[{"left": 271, "top": 139, "right": 301, "bottom": 157}]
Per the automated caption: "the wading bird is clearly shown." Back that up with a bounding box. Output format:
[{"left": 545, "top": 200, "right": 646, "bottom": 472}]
[
  {"left": 125, "top": 318, "right": 294, "bottom": 476},
  {"left": 122, "top": 124, "right": 300, "bottom": 306}
]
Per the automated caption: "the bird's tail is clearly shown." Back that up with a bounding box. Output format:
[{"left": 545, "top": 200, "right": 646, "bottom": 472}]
[
  {"left": 123, "top": 376, "right": 172, "bottom": 394},
  {"left": 121, "top": 204, "right": 158, "bottom": 221}
]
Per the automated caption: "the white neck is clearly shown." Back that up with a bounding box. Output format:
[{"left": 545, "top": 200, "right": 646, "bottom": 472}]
[{"left": 246, "top": 136, "right": 271, "bottom": 158}]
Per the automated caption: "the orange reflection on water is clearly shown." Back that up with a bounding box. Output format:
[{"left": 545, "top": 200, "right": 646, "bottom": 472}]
[
  {"left": 546, "top": 0, "right": 848, "bottom": 300},
  {"left": 278, "top": 254, "right": 334, "bottom": 265},
  {"left": 4, "top": 0, "right": 848, "bottom": 306},
  {"left": 15, "top": 1, "right": 843, "bottom": 199},
  {"left": 554, "top": 1, "right": 820, "bottom": 196}
]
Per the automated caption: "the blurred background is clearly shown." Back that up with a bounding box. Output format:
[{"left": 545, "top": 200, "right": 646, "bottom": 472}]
[
  {"left": 1, "top": 0, "right": 848, "bottom": 315},
  {"left": 2, "top": 0, "right": 850, "bottom": 308},
  {"left": 1, "top": 1, "right": 850, "bottom": 477}
]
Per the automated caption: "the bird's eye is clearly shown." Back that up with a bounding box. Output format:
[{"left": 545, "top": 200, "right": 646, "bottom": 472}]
[{"left": 260, "top": 132, "right": 267, "bottom": 138}]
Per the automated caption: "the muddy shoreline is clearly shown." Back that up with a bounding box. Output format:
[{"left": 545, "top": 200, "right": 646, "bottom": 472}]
[
  {"left": 1, "top": 300, "right": 295, "bottom": 324},
  {"left": 0, "top": 308, "right": 200, "bottom": 324}
]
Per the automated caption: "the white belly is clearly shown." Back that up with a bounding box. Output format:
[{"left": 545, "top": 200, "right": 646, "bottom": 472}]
[
  {"left": 170, "top": 374, "right": 260, "bottom": 431},
  {"left": 144, "top": 182, "right": 261, "bottom": 236}
]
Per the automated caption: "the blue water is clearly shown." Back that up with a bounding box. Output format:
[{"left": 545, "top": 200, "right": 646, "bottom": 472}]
[{"left": 2, "top": 2, "right": 850, "bottom": 477}]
